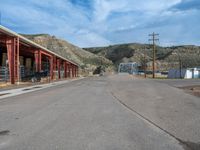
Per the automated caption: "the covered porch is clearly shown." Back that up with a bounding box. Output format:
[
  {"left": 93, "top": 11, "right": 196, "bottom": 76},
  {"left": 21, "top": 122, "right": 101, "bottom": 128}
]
[{"left": 0, "top": 25, "right": 78, "bottom": 85}]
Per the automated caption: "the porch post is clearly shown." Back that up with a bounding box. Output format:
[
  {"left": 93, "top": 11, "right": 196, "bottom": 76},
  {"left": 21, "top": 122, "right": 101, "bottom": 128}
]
[
  {"left": 16, "top": 37, "right": 20, "bottom": 84},
  {"left": 34, "top": 50, "right": 41, "bottom": 72},
  {"left": 74, "top": 66, "right": 76, "bottom": 77},
  {"left": 6, "top": 38, "right": 15, "bottom": 84},
  {"left": 76, "top": 66, "right": 78, "bottom": 77},
  {"left": 72, "top": 65, "right": 75, "bottom": 78},
  {"left": 69, "top": 64, "right": 72, "bottom": 78},
  {"left": 74, "top": 65, "right": 76, "bottom": 77},
  {"left": 64, "top": 62, "right": 67, "bottom": 78},
  {"left": 57, "top": 58, "right": 61, "bottom": 79},
  {"left": 67, "top": 63, "right": 70, "bottom": 78},
  {"left": 53, "top": 56, "right": 56, "bottom": 79},
  {"left": 50, "top": 56, "right": 54, "bottom": 80}
]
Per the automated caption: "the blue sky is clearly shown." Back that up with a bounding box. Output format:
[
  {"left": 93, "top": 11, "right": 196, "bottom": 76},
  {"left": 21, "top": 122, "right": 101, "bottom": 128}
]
[{"left": 0, "top": 0, "right": 200, "bottom": 47}]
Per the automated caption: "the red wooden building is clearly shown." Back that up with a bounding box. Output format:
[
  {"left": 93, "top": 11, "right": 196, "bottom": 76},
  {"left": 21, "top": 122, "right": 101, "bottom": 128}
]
[{"left": 0, "top": 25, "right": 79, "bottom": 84}]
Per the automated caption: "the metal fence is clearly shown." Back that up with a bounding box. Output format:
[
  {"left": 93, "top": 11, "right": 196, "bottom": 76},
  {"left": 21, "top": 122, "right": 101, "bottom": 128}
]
[{"left": 0, "top": 66, "right": 9, "bottom": 82}]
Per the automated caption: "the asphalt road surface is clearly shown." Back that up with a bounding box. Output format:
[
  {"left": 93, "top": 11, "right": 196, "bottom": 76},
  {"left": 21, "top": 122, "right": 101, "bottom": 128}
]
[{"left": 0, "top": 75, "right": 199, "bottom": 150}]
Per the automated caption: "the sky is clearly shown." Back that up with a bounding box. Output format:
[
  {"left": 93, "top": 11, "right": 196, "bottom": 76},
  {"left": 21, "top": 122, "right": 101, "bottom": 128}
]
[{"left": 0, "top": 0, "right": 200, "bottom": 47}]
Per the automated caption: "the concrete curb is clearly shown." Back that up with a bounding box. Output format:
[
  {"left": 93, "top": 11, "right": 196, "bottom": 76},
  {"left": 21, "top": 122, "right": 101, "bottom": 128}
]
[{"left": 0, "top": 77, "right": 85, "bottom": 100}]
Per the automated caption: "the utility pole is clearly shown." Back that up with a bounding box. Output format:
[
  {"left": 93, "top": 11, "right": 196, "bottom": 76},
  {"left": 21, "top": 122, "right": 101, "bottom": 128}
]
[
  {"left": 144, "top": 53, "right": 147, "bottom": 78},
  {"left": 149, "top": 32, "right": 159, "bottom": 78},
  {"left": 143, "top": 46, "right": 147, "bottom": 78},
  {"left": 179, "top": 56, "right": 182, "bottom": 79}
]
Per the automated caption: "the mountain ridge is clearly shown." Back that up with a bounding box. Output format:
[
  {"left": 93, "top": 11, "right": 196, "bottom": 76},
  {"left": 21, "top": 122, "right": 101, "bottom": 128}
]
[
  {"left": 20, "top": 33, "right": 200, "bottom": 72},
  {"left": 84, "top": 43, "right": 200, "bottom": 71}
]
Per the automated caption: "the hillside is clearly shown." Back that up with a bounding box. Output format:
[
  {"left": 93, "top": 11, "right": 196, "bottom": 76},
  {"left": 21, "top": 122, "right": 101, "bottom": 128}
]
[
  {"left": 21, "top": 34, "right": 113, "bottom": 72},
  {"left": 84, "top": 43, "right": 200, "bottom": 71}
]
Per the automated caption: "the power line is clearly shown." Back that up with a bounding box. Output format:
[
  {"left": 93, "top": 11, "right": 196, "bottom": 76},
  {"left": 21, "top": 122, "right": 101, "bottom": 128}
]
[{"left": 149, "top": 32, "right": 159, "bottom": 78}]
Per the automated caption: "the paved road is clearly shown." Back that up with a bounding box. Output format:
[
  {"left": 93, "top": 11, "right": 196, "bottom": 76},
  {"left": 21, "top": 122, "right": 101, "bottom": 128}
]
[
  {"left": 156, "top": 79, "right": 200, "bottom": 87},
  {"left": 109, "top": 75, "right": 200, "bottom": 150},
  {"left": 0, "top": 76, "right": 199, "bottom": 150}
]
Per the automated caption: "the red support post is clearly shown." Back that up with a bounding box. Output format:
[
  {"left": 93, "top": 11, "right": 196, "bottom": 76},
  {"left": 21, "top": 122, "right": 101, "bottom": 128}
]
[
  {"left": 71, "top": 65, "right": 73, "bottom": 78},
  {"left": 57, "top": 58, "right": 61, "bottom": 79},
  {"left": 76, "top": 67, "right": 78, "bottom": 77},
  {"left": 77, "top": 66, "right": 79, "bottom": 77},
  {"left": 50, "top": 56, "right": 54, "bottom": 80},
  {"left": 64, "top": 62, "right": 67, "bottom": 78},
  {"left": 53, "top": 56, "right": 56, "bottom": 79},
  {"left": 66, "top": 63, "right": 68, "bottom": 78},
  {"left": 67, "top": 64, "right": 71, "bottom": 78},
  {"left": 34, "top": 51, "right": 38, "bottom": 72},
  {"left": 60, "top": 61, "right": 63, "bottom": 79},
  {"left": 16, "top": 37, "right": 20, "bottom": 83},
  {"left": 74, "top": 66, "right": 76, "bottom": 77},
  {"left": 39, "top": 51, "right": 42, "bottom": 72},
  {"left": 34, "top": 50, "right": 41, "bottom": 72},
  {"left": 76, "top": 66, "right": 78, "bottom": 77},
  {"left": 69, "top": 64, "right": 72, "bottom": 78},
  {"left": 6, "top": 38, "right": 15, "bottom": 84},
  {"left": 72, "top": 65, "right": 75, "bottom": 78},
  {"left": 74, "top": 66, "right": 77, "bottom": 77},
  {"left": 67, "top": 63, "right": 69, "bottom": 78}
]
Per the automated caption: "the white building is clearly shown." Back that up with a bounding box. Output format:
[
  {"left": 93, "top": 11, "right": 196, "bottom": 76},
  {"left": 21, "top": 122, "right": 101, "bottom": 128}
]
[{"left": 168, "top": 68, "right": 200, "bottom": 79}]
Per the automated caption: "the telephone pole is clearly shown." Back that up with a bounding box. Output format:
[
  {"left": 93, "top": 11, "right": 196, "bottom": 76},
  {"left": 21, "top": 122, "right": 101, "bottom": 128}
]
[
  {"left": 149, "top": 32, "right": 159, "bottom": 78},
  {"left": 144, "top": 53, "right": 147, "bottom": 78}
]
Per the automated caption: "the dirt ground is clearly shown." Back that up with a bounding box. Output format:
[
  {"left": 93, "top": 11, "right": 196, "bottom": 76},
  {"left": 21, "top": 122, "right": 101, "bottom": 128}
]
[{"left": 180, "top": 85, "right": 200, "bottom": 97}]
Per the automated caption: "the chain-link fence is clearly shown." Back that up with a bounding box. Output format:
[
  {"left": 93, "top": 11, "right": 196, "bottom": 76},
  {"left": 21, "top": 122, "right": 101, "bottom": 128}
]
[{"left": 0, "top": 66, "right": 9, "bottom": 82}]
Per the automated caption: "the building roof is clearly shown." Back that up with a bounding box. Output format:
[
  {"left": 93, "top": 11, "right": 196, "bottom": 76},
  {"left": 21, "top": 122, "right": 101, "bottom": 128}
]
[{"left": 0, "top": 25, "right": 78, "bottom": 66}]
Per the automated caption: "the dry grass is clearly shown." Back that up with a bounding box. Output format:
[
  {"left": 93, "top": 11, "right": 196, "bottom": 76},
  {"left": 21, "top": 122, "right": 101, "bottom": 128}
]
[{"left": 180, "top": 85, "right": 200, "bottom": 97}]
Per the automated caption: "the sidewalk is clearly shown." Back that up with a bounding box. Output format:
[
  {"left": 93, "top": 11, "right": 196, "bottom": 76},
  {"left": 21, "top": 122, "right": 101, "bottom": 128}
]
[{"left": 0, "top": 77, "right": 84, "bottom": 100}]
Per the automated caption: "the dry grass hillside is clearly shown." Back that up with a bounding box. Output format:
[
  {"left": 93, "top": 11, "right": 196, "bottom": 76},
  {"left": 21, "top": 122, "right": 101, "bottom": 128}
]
[
  {"left": 21, "top": 34, "right": 113, "bottom": 73},
  {"left": 84, "top": 43, "right": 200, "bottom": 71}
]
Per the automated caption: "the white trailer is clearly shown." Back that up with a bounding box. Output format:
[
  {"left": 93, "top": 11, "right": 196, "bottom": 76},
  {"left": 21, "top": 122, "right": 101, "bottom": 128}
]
[{"left": 168, "top": 68, "right": 200, "bottom": 79}]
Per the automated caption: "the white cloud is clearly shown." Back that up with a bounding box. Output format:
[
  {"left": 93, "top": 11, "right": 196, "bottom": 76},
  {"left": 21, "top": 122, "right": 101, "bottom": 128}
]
[
  {"left": 72, "top": 29, "right": 111, "bottom": 47},
  {"left": 1, "top": 0, "right": 199, "bottom": 47},
  {"left": 92, "top": 0, "right": 182, "bottom": 22},
  {"left": 93, "top": 0, "right": 127, "bottom": 22}
]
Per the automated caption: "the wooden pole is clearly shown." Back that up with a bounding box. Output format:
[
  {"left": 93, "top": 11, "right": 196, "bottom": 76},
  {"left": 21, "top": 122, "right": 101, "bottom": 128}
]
[{"left": 149, "top": 32, "right": 159, "bottom": 78}]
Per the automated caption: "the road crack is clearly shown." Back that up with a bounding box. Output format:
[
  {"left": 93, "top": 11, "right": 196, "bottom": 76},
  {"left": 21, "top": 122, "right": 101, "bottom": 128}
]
[{"left": 109, "top": 91, "right": 195, "bottom": 150}]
